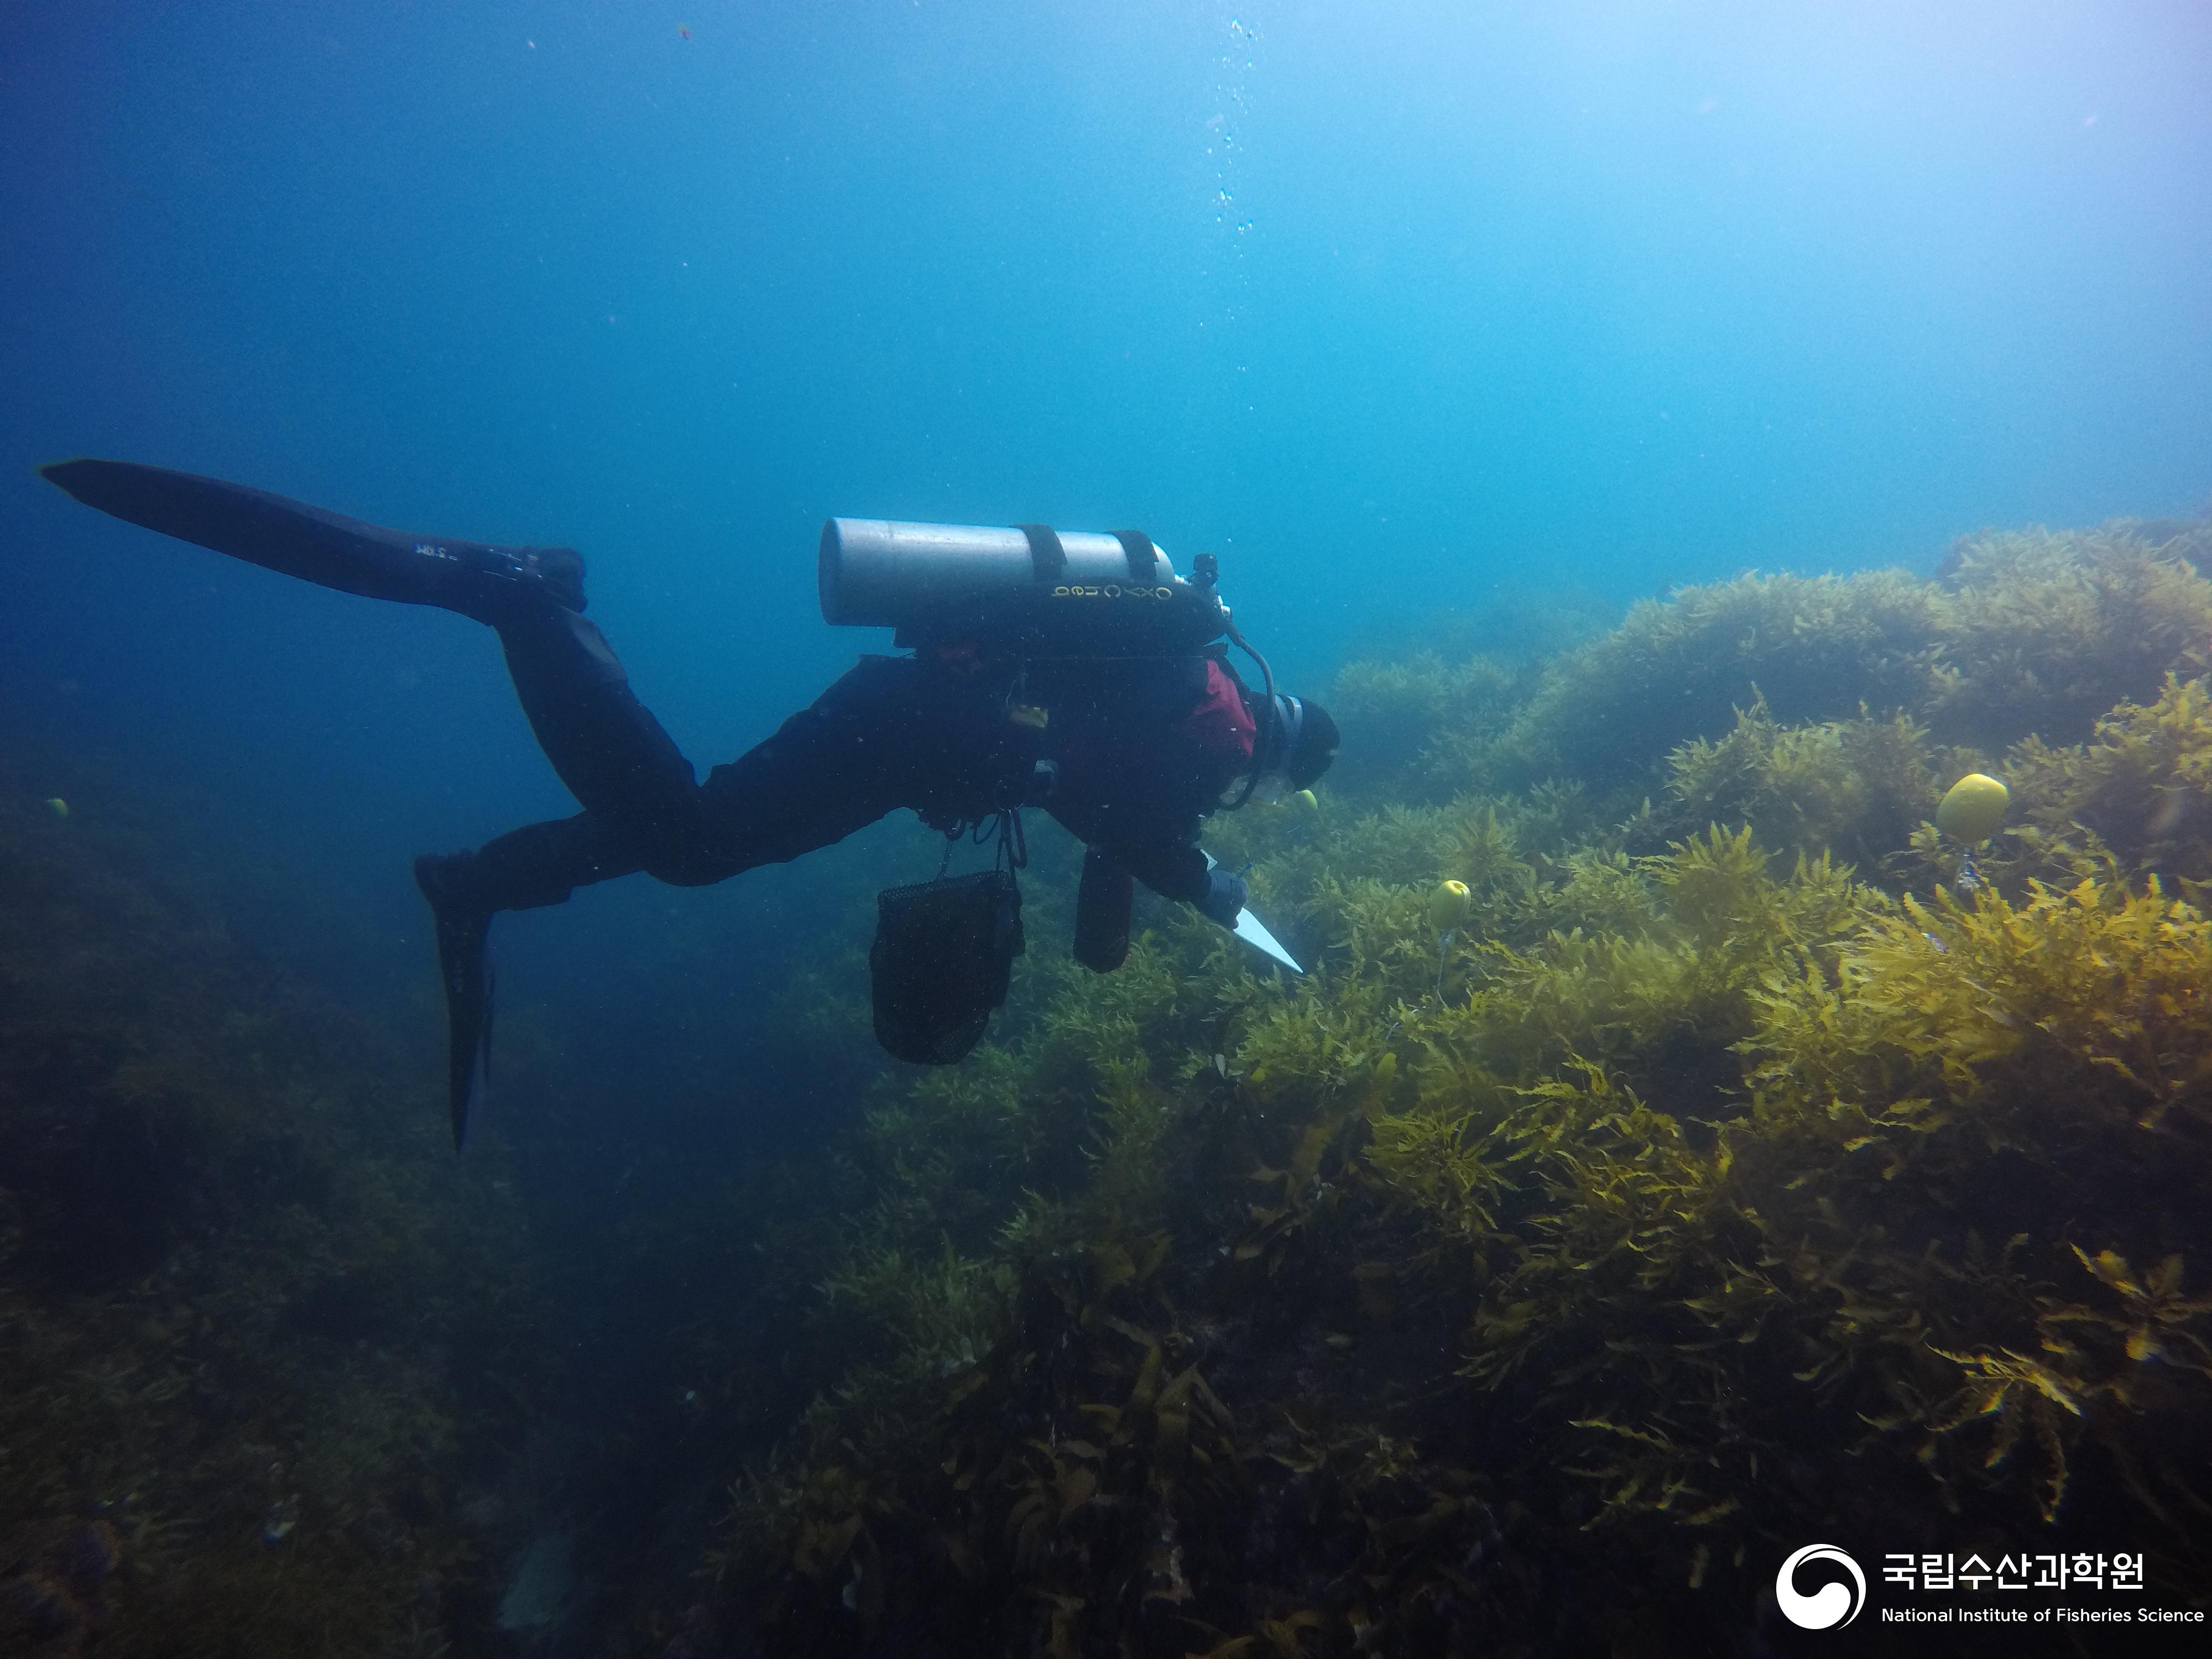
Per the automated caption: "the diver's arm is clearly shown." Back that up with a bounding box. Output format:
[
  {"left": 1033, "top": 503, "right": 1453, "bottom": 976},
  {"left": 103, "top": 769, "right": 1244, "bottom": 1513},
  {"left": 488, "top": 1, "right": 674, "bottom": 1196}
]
[
  {"left": 1115, "top": 839, "right": 1245, "bottom": 926},
  {"left": 1115, "top": 838, "right": 1207, "bottom": 905}
]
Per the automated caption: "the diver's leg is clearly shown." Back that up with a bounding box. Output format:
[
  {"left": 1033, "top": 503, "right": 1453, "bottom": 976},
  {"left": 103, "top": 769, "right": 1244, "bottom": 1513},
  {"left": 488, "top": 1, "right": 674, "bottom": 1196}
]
[
  {"left": 405, "top": 602, "right": 713, "bottom": 1154},
  {"left": 488, "top": 603, "right": 701, "bottom": 827},
  {"left": 43, "top": 458, "right": 696, "bottom": 827},
  {"left": 415, "top": 656, "right": 1034, "bottom": 1149},
  {"left": 36, "top": 461, "right": 661, "bottom": 1151},
  {"left": 405, "top": 655, "right": 909, "bottom": 1154},
  {"left": 425, "top": 813, "right": 646, "bottom": 913},
  {"left": 649, "top": 656, "right": 1040, "bottom": 886},
  {"left": 421, "top": 656, "right": 966, "bottom": 906}
]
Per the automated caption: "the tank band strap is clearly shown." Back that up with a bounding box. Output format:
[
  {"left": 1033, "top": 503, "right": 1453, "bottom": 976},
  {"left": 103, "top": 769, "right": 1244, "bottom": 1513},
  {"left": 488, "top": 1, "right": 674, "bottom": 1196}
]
[
  {"left": 1016, "top": 523, "right": 1067, "bottom": 582},
  {"left": 1111, "top": 530, "right": 1159, "bottom": 583}
]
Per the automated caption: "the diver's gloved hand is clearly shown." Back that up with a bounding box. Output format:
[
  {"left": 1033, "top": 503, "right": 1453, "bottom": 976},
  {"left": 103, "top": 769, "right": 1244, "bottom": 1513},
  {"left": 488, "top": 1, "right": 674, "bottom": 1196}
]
[{"left": 1199, "top": 867, "right": 1249, "bottom": 928}]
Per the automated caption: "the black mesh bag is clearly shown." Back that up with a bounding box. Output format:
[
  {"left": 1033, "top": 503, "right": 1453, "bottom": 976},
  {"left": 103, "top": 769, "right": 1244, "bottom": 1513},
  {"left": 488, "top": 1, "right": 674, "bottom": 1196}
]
[{"left": 869, "top": 868, "right": 1025, "bottom": 1064}]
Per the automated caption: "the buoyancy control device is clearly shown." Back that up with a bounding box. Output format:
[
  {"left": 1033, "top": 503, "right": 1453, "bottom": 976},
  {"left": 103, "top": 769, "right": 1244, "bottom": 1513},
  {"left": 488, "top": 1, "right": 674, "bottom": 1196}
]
[{"left": 817, "top": 515, "right": 1292, "bottom": 803}]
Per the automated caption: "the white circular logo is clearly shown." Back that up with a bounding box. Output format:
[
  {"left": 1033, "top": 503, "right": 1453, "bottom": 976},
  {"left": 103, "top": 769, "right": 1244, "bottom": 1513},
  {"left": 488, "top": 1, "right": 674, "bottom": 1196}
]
[{"left": 1776, "top": 1544, "right": 1866, "bottom": 1630}]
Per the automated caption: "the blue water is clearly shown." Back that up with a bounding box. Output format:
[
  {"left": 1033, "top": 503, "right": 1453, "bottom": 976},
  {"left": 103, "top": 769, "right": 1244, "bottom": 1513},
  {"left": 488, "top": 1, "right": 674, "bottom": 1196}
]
[
  {"left": 3, "top": 6, "right": 2210, "bottom": 1646},
  {"left": 3, "top": 1, "right": 2208, "bottom": 1123}
]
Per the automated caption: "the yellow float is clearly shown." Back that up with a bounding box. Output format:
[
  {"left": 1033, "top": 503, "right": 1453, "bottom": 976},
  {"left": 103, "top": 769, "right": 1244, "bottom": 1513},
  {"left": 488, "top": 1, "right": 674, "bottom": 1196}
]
[
  {"left": 1427, "top": 879, "right": 1472, "bottom": 936},
  {"left": 1935, "top": 773, "right": 2009, "bottom": 843}
]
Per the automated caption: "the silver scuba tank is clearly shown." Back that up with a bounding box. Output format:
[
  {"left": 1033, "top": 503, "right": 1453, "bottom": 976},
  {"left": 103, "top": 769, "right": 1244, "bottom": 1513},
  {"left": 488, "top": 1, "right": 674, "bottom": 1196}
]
[{"left": 818, "top": 518, "right": 1228, "bottom": 655}]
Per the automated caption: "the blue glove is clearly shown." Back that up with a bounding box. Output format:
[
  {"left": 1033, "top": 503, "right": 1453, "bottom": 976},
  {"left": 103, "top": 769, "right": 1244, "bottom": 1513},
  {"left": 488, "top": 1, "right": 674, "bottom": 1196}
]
[{"left": 1199, "top": 867, "right": 1249, "bottom": 928}]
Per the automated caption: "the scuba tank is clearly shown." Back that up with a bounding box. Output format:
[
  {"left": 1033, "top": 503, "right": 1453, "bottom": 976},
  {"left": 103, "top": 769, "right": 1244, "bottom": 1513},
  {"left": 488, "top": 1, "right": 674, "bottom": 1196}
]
[{"left": 818, "top": 518, "right": 1229, "bottom": 656}]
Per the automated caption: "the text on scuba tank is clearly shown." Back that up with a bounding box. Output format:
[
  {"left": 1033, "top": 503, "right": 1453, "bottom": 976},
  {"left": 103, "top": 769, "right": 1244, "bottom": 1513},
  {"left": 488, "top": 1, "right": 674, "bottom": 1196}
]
[{"left": 1052, "top": 584, "right": 1175, "bottom": 602}]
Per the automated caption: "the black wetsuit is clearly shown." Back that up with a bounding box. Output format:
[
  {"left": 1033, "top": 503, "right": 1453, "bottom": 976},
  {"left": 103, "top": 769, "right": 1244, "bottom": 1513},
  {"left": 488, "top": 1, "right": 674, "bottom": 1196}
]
[
  {"left": 459, "top": 604, "right": 1250, "bottom": 959},
  {"left": 34, "top": 457, "right": 1251, "bottom": 965},
  {"left": 38, "top": 458, "right": 1270, "bottom": 1141}
]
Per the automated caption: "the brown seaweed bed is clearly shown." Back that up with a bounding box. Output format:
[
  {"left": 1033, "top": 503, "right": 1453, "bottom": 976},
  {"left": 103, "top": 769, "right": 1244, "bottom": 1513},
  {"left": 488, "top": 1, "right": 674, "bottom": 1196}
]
[{"left": 5, "top": 517, "right": 2211, "bottom": 1657}]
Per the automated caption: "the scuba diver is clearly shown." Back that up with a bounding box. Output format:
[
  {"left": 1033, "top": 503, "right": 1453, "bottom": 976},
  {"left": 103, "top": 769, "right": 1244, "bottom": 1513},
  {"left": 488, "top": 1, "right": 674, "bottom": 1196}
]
[{"left": 39, "top": 460, "right": 1339, "bottom": 1150}]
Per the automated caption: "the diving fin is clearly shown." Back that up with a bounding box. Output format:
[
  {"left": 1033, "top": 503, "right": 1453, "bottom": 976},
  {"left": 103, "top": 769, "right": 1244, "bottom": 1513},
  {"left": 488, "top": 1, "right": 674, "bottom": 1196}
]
[
  {"left": 1202, "top": 851, "right": 1303, "bottom": 974},
  {"left": 414, "top": 853, "right": 495, "bottom": 1151},
  {"left": 39, "top": 458, "right": 585, "bottom": 617}
]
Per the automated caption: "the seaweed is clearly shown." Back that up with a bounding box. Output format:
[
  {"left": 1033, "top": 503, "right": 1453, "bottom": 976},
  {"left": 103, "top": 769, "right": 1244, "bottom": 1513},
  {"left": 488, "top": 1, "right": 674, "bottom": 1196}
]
[
  {"left": 1932, "top": 522, "right": 2212, "bottom": 749},
  {"left": 1425, "top": 523, "right": 2209, "bottom": 810},
  {"left": 24, "top": 509, "right": 2212, "bottom": 1654},
  {"left": 2007, "top": 672, "right": 2212, "bottom": 882},
  {"left": 660, "top": 515, "right": 2212, "bottom": 1655},
  {"left": 1480, "top": 566, "right": 1950, "bottom": 796},
  {"left": 0, "top": 743, "right": 548, "bottom": 1658},
  {"left": 1325, "top": 653, "right": 1527, "bottom": 803}
]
